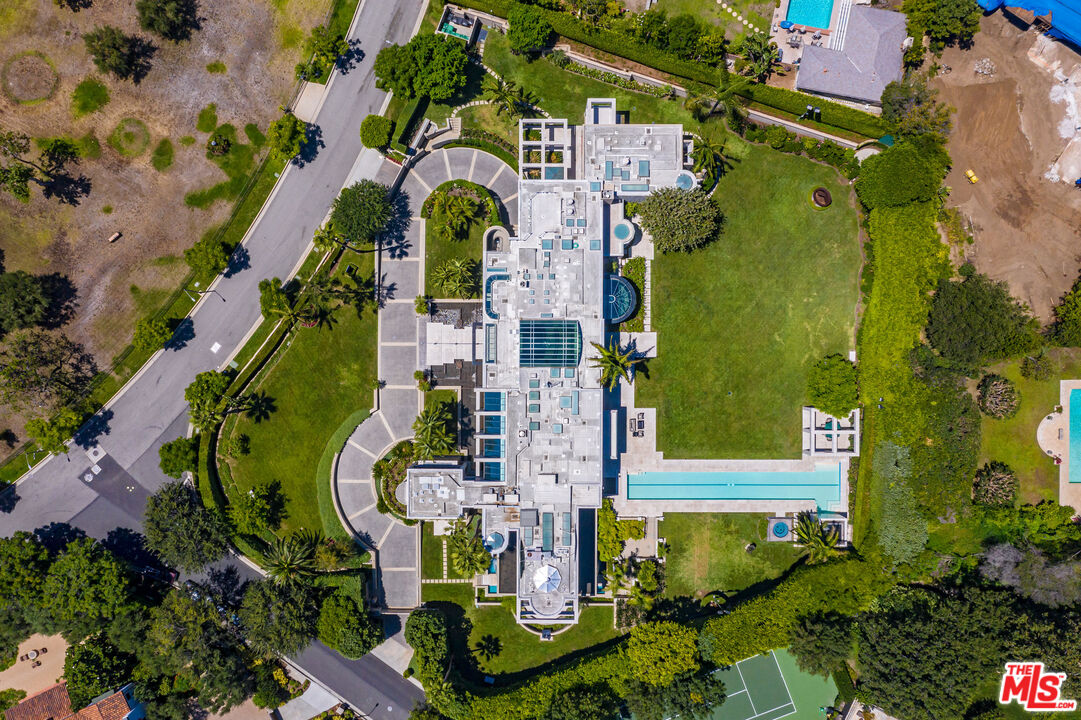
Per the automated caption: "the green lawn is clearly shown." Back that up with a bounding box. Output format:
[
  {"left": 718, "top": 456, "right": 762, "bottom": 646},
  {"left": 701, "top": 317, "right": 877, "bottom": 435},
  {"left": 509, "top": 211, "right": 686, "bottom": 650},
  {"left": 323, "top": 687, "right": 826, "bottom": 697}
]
[
  {"left": 636, "top": 148, "right": 860, "bottom": 459},
  {"left": 660, "top": 513, "right": 802, "bottom": 598},
  {"left": 455, "top": 103, "right": 517, "bottom": 148},
  {"left": 655, "top": 0, "right": 773, "bottom": 37},
  {"left": 421, "top": 583, "right": 623, "bottom": 676},
  {"left": 425, "top": 212, "right": 484, "bottom": 298},
  {"left": 978, "top": 348, "right": 1081, "bottom": 504},
  {"left": 484, "top": 32, "right": 706, "bottom": 129},
  {"left": 421, "top": 522, "right": 444, "bottom": 580},
  {"left": 223, "top": 256, "right": 378, "bottom": 535}
]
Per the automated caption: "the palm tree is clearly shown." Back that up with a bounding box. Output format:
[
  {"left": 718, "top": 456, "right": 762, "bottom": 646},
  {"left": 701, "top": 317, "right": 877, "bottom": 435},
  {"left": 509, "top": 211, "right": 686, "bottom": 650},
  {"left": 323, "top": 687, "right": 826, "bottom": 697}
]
[
  {"left": 691, "top": 135, "right": 726, "bottom": 178},
  {"left": 433, "top": 258, "right": 478, "bottom": 298},
  {"left": 412, "top": 402, "right": 456, "bottom": 460},
  {"left": 430, "top": 190, "right": 476, "bottom": 237},
  {"left": 447, "top": 519, "right": 491, "bottom": 576},
  {"left": 737, "top": 33, "right": 779, "bottom": 82},
  {"left": 483, "top": 76, "right": 523, "bottom": 118},
  {"left": 794, "top": 511, "right": 839, "bottom": 564},
  {"left": 683, "top": 91, "right": 715, "bottom": 122},
  {"left": 589, "top": 339, "right": 645, "bottom": 390},
  {"left": 263, "top": 532, "right": 319, "bottom": 585}
]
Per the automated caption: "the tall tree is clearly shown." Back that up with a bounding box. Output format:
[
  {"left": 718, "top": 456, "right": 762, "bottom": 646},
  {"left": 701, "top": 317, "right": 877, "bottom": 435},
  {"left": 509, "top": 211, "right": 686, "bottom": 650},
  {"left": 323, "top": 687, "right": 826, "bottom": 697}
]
[
  {"left": 0, "top": 271, "right": 48, "bottom": 333},
  {"left": 41, "top": 538, "right": 132, "bottom": 641},
  {"left": 446, "top": 519, "right": 490, "bottom": 577},
  {"left": 806, "top": 354, "right": 859, "bottom": 417},
  {"left": 926, "top": 273, "right": 1039, "bottom": 366},
  {"left": 136, "top": 0, "right": 198, "bottom": 42},
  {"left": 623, "top": 621, "right": 700, "bottom": 687},
  {"left": 507, "top": 4, "right": 554, "bottom": 55},
  {"left": 638, "top": 187, "right": 721, "bottom": 253},
  {"left": 184, "top": 370, "right": 231, "bottom": 430},
  {"left": 544, "top": 686, "right": 620, "bottom": 720},
  {"left": 316, "top": 588, "right": 384, "bottom": 659},
  {"left": 64, "top": 633, "right": 135, "bottom": 708},
  {"left": 143, "top": 481, "right": 229, "bottom": 572},
  {"left": 788, "top": 612, "right": 853, "bottom": 676},
  {"left": 0, "top": 532, "right": 51, "bottom": 611},
  {"left": 142, "top": 590, "right": 253, "bottom": 713},
  {"left": 373, "top": 35, "right": 468, "bottom": 102},
  {"left": 83, "top": 26, "right": 155, "bottom": 82},
  {"left": 25, "top": 407, "right": 83, "bottom": 455},
  {"left": 266, "top": 112, "right": 306, "bottom": 161},
  {"left": 183, "top": 236, "right": 229, "bottom": 276},
  {"left": 157, "top": 436, "right": 197, "bottom": 478},
  {"left": 132, "top": 316, "right": 173, "bottom": 351},
  {"left": 330, "top": 180, "right": 392, "bottom": 247},
  {"left": 239, "top": 579, "right": 319, "bottom": 657},
  {"left": 623, "top": 671, "right": 726, "bottom": 720},
  {"left": 0, "top": 329, "right": 97, "bottom": 411}
]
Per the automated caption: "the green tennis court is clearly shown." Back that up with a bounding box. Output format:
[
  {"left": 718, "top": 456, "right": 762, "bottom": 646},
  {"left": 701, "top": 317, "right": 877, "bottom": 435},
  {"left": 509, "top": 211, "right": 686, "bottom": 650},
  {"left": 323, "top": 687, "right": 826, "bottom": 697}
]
[{"left": 709, "top": 650, "right": 837, "bottom": 720}]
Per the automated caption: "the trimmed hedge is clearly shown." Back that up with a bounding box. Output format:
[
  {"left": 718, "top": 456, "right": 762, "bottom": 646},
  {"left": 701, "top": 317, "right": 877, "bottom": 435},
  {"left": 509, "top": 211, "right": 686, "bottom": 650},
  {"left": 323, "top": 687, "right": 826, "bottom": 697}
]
[
  {"left": 448, "top": 0, "right": 887, "bottom": 139},
  {"left": 738, "top": 82, "right": 888, "bottom": 139}
]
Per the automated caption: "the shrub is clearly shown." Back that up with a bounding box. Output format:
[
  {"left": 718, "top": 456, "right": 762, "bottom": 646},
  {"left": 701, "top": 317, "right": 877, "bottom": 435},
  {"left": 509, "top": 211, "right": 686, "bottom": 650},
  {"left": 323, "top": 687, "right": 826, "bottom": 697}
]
[
  {"left": 598, "top": 498, "right": 644, "bottom": 562},
  {"left": 972, "top": 461, "right": 1017, "bottom": 507},
  {"left": 71, "top": 78, "right": 109, "bottom": 117},
  {"left": 196, "top": 103, "right": 217, "bottom": 133},
  {"left": 855, "top": 140, "right": 947, "bottom": 209},
  {"left": 976, "top": 374, "right": 1019, "bottom": 419},
  {"left": 1020, "top": 352, "right": 1052, "bottom": 381},
  {"left": 330, "top": 180, "right": 393, "bottom": 245},
  {"left": 295, "top": 25, "right": 349, "bottom": 81},
  {"left": 360, "top": 114, "right": 393, "bottom": 149},
  {"left": 206, "top": 61, "right": 226, "bottom": 73},
  {"left": 158, "top": 436, "right": 197, "bottom": 478},
  {"left": 83, "top": 26, "right": 154, "bottom": 82},
  {"left": 373, "top": 34, "right": 468, "bottom": 102},
  {"left": 807, "top": 354, "right": 858, "bottom": 417},
  {"left": 223, "top": 433, "right": 250, "bottom": 458},
  {"left": 150, "top": 138, "right": 174, "bottom": 171},
  {"left": 1052, "top": 275, "right": 1081, "bottom": 347}
]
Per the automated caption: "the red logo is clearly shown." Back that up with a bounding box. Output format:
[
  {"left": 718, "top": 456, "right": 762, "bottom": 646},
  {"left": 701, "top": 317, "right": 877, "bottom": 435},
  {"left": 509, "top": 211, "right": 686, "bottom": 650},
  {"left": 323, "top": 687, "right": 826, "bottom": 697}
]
[{"left": 1000, "top": 663, "right": 1078, "bottom": 712}]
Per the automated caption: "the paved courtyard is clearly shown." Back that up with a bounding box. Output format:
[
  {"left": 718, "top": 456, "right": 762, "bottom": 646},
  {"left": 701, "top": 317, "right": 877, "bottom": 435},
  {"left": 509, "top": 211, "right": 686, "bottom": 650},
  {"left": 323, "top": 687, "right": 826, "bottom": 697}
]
[{"left": 333, "top": 147, "right": 515, "bottom": 610}]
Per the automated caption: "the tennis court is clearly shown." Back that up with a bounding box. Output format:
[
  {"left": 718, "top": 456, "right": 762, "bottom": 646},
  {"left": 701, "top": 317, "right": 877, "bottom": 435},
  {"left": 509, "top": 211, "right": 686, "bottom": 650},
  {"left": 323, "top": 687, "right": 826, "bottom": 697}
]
[{"left": 711, "top": 651, "right": 798, "bottom": 720}]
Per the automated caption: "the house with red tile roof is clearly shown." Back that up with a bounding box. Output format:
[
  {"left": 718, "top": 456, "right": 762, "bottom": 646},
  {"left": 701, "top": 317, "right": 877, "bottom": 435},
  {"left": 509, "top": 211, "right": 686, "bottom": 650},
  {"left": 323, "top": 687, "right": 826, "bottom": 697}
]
[{"left": 4, "top": 683, "right": 143, "bottom": 720}]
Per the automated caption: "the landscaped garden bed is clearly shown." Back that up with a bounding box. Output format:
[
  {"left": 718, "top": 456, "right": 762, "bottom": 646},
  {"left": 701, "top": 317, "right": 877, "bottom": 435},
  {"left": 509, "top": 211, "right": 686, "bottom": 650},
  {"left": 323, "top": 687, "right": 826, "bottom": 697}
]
[
  {"left": 423, "top": 180, "right": 500, "bottom": 298},
  {"left": 372, "top": 440, "right": 416, "bottom": 517}
]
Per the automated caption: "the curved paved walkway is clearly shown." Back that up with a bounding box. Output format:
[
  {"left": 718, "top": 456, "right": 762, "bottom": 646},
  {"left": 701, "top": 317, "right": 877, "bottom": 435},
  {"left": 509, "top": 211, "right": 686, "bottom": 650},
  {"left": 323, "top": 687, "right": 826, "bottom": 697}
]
[{"left": 334, "top": 147, "right": 516, "bottom": 610}]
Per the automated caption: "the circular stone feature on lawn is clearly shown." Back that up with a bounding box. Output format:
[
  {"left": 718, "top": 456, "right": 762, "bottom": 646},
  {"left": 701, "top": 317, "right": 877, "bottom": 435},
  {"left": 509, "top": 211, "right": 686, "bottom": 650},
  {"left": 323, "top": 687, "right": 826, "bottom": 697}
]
[
  {"left": 108, "top": 118, "right": 151, "bottom": 158},
  {"left": 2, "top": 51, "right": 59, "bottom": 105},
  {"left": 812, "top": 187, "right": 833, "bottom": 208}
]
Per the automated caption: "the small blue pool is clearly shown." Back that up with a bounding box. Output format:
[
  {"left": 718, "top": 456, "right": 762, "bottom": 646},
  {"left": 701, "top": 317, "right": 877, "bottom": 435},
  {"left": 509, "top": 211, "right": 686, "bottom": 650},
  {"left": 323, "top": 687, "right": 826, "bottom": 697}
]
[
  {"left": 675, "top": 171, "right": 696, "bottom": 190},
  {"left": 786, "top": 0, "right": 834, "bottom": 29},
  {"left": 627, "top": 463, "right": 842, "bottom": 510},
  {"left": 1071, "top": 389, "right": 1081, "bottom": 483},
  {"left": 612, "top": 220, "right": 633, "bottom": 241}
]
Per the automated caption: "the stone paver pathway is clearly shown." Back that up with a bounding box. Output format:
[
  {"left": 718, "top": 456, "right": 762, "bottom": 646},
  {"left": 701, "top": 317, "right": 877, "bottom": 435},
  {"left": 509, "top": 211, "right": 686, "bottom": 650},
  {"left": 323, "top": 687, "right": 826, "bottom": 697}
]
[{"left": 333, "top": 147, "right": 516, "bottom": 610}]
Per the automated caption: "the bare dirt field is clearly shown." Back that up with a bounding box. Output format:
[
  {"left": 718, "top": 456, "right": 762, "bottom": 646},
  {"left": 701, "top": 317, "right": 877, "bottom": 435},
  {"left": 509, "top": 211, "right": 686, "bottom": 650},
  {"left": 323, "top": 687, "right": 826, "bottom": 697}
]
[
  {"left": 934, "top": 14, "right": 1081, "bottom": 322},
  {"left": 0, "top": 0, "right": 330, "bottom": 435}
]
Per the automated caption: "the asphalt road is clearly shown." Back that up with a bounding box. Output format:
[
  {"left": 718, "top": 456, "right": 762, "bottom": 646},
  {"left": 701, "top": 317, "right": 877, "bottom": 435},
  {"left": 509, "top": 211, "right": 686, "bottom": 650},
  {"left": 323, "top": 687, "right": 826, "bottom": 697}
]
[{"left": 0, "top": 0, "right": 428, "bottom": 717}]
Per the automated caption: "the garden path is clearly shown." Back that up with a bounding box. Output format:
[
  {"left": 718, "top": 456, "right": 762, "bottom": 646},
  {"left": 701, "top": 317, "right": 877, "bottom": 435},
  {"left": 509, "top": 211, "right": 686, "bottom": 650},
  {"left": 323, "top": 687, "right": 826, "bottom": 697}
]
[{"left": 333, "top": 147, "right": 517, "bottom": 611}]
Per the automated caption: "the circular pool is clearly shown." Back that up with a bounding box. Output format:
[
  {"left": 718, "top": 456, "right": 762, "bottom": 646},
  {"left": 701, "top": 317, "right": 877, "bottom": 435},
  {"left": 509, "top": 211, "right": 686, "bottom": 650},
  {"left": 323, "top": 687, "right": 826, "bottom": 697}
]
[
  {"left": 675, "top": 171, "right": 697, "bottom": 190},
  {"left": 484, "top": 531, "right": 508, "bottom": 554},
  {"left": 607, "top": 275, "right": 638, "bottom": 324},
  {"left": 612, "top": 219, "right": 634, "bottom": 242}
]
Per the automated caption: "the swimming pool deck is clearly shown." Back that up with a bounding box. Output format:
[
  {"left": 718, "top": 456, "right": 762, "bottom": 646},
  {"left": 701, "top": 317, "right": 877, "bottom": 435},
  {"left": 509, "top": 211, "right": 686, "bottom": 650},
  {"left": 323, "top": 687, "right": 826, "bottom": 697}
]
[
  {"left": 614, "top": 383, "right": 850, "bottom": 517},
  {"left": 1036, "top": 379, "right": 1081, "bottom": 512}
]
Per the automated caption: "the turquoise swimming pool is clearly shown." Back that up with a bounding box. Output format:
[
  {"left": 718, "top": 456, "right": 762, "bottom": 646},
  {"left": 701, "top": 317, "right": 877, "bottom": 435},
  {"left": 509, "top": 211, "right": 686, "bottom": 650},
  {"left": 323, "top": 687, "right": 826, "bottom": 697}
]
[
  {"left": 1071, "top": 389, "right": 1081, "bottom": 483},
  {"left": 626, "top": 463, "right": 842, "bottom": 510},
  {"left": 786, "top": 0, "right": 834, "bottom": 29}
]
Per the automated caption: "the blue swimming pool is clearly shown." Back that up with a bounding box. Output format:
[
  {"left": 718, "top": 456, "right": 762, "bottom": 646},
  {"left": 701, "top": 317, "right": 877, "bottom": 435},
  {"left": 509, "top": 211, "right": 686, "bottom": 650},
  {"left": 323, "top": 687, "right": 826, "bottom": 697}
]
[
  {"left": 786, "top": 0, "right": 834, "bottom": 29},
  {"left": 626, "top": 463, "right": 842, "bottom": 510},
  {"left": 1071, "top": 389, "right": 1081, "bottom": 483}
]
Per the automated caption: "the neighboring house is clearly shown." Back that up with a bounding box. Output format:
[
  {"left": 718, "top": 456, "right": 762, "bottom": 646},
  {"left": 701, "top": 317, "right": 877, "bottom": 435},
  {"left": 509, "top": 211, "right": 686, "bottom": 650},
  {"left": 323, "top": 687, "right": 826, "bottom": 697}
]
[
  {"left": 977, "top": 0, "right": 1081, "bottom": 50},
  {"left": 795, "top": 6, "right": 907, "bottom": 106},
  {"left": 4, "top": 683, "right": 143, "bottom": 720}
]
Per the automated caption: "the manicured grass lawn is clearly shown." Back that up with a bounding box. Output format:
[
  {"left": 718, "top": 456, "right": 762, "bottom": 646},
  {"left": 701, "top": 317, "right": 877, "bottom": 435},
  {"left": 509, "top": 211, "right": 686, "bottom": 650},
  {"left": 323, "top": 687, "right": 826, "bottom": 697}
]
[
  {"left": 425, "top": 212, "right": 484, "bottom": 298},
  {"left": 484, "top": 33, "right": 705, "bottom": 129},
  {"left": 455, "top": 102, "right": 517, "bottom": 147},
  {"left": 978, "top": 348, "right": 1081, "bottom": 504},
  {"left": 224, "top": 256, "right": 378, "bottom": 535},
  {"left": 421, "top": 522, "right": 444, "bottom": 579},
  {"left": 659, "top": 513, "right": 802, "bottom": 597},
  {"left": 655, "top": 0, "right": 773, "bottom": 36},
  {"left": 636, "top": 148, "right": 860, "bottom": 459},
  {"left": 421, "top": 583, "right": 622, "bottom": 676}
]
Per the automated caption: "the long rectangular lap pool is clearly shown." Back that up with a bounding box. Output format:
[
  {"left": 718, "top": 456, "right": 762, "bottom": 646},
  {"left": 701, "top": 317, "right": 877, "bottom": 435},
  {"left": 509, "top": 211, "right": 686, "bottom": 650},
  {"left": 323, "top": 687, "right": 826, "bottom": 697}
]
[
  {"left": 1071, "top": 388, "right": 1081, "bottom": 483},
  {"left": 626, "top": 463, "right": 842, "bottom": 510}
]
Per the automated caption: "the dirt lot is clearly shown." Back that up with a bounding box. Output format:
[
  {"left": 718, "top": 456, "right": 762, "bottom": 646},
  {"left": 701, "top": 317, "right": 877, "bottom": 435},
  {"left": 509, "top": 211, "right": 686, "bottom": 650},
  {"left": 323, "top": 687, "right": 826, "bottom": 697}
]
[
  {"left": 934, "top": 13, "right": 1081, "bottom": 322},
  {"left": 0, "top": 0, "right": 330, "bottom": 434}
]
